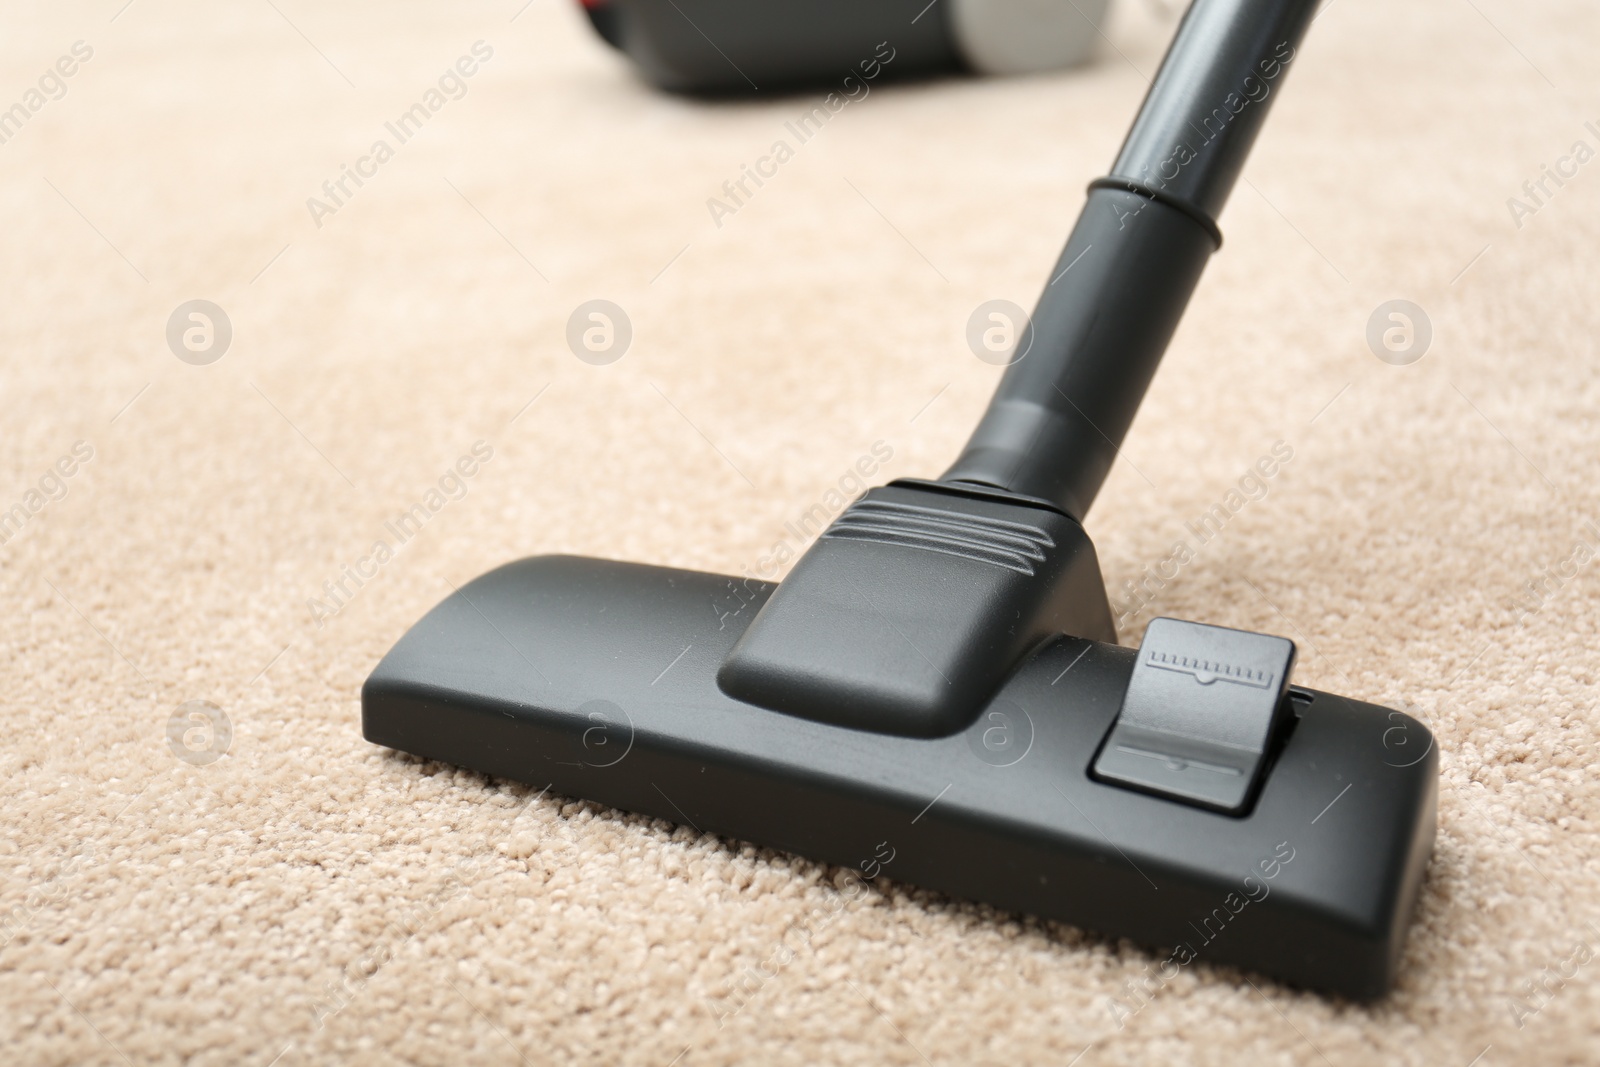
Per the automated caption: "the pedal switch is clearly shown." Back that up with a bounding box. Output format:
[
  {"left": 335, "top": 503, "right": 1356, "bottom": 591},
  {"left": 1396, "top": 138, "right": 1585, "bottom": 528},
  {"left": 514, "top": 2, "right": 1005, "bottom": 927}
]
[{"left": 1092, "top": 617, "right": 1296, "bottom": 815}]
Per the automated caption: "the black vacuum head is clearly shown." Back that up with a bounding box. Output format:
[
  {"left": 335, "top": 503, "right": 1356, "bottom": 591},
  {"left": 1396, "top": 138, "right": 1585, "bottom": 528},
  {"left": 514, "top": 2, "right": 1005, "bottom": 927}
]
[{"left": 364, "top": 552, "right": 1435, "bottom": 1001}]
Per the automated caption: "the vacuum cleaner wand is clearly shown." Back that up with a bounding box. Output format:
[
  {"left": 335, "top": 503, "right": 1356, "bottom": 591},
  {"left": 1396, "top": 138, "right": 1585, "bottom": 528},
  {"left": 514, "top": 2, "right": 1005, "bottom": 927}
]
[
  {"left": 365, "top": 0, "right": 1436, "bottom": 1001},
  {"left": 946, "top": 0, "right": 1317, "bottom": 520}
]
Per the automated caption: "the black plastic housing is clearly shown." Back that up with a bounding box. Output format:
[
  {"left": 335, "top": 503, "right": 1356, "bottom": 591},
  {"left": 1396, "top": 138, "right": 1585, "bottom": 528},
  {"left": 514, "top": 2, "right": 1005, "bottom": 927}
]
[
  {"left": 364, "top": 556, "right": 1437, "bottom": 1000},
  {"left": 583, "top": 0, "right": 961, "bottom": 94},
  {"left": 717, "top": 480, "right": 1114, "bottom": 738}
]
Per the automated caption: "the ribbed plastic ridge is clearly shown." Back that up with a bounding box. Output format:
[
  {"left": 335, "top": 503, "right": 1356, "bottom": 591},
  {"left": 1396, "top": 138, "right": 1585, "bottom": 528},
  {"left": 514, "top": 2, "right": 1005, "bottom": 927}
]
[
  {"left": 1144, "top": 648, "right": 1276, "bottom": 689},
  {"left": 822, "top": 499, "right": 1053, "bottom": 575}
]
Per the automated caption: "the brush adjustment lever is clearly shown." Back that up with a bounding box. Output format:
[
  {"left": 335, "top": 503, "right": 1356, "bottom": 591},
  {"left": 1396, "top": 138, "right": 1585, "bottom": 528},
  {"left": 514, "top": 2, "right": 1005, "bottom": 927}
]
[{"left": 1092, "top": 617, "right": 1296, "bottom": 815}]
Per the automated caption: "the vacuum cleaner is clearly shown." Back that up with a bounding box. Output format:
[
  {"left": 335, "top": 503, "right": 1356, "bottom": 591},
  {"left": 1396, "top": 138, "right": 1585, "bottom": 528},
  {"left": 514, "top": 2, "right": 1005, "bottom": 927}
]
[
  {"left": 364, "top": 0, "right": 1436, "bottom": 1000},
  {"left": 577, "top": 0, "right": 1109, "bottom": 91}
]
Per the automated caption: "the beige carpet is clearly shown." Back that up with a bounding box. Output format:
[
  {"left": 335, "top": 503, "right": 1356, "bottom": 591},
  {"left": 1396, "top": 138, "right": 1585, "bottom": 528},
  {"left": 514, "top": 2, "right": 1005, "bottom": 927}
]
[{"left": 4, "top": 0, "right": 1600, "bottom": 1062}]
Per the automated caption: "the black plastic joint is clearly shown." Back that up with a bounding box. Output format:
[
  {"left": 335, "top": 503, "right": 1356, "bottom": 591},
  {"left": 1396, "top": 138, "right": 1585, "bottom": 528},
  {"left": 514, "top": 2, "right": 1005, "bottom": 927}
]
[
  {"left": 716, "top": 480, "right": 1115, "bottom": 738},
  {"left": 1085, "top": 176, "right": 1223, "bottom": 249}
]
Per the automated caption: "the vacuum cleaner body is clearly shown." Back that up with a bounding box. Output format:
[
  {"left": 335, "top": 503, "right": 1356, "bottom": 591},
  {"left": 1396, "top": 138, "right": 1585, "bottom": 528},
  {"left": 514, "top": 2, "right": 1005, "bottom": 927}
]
[
  {"left": 365, "top": 0, "right": 1438, "bottom": 999},
  {"left": 579, "top": 0, "right": 1110, "bottom": 93}
]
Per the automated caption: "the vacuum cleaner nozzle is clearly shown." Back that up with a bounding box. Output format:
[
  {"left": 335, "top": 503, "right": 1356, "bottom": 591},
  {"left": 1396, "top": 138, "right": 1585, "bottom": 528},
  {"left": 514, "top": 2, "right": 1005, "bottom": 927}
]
[{"left": 363, "top": 554, "right": 1436, "bottom": 1001}]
